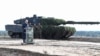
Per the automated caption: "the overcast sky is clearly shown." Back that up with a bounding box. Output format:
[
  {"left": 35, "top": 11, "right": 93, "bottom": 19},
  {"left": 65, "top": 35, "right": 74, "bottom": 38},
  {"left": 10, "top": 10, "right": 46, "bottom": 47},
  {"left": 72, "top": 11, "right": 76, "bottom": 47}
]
[{"left": 0, "top": 0, "right": 100, "bottom": 31}]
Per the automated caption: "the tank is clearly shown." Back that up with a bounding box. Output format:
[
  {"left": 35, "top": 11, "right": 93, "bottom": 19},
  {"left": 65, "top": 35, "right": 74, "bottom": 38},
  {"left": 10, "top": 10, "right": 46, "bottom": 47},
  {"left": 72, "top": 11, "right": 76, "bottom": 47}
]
[{"left": 5, "top": 15, "right": 100, "bottom": 39}]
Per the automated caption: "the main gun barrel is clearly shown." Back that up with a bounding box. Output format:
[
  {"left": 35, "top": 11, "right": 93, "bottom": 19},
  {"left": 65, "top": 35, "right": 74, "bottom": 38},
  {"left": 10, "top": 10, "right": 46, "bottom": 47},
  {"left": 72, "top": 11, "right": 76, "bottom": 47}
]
[{"left": 64, "top": 21, "right": 100, "bottom": 25}]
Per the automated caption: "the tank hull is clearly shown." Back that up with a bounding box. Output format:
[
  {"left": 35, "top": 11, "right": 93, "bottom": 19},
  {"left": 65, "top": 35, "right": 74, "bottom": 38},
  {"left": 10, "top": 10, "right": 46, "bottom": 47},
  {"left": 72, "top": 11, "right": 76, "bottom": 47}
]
[{"left": 5, "top": 25, "right": 76, "bottom": 39}]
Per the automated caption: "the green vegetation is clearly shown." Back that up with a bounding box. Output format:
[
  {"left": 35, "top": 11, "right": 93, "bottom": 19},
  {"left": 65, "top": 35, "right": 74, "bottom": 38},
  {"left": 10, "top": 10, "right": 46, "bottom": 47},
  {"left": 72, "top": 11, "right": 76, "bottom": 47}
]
[
  {"left": 40, "top": 26, "right": 76, "bottom": 39},
  {"left": 40, "top": 17, "right": 66, "bottom": 25}
]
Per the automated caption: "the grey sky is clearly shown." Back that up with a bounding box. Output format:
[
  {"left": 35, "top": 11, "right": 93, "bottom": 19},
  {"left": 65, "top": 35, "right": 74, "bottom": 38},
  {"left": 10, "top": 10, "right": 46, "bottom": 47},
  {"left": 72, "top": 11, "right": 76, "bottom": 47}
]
[{"left": 0, "top": 0, "right": 100, "bottom": 31}]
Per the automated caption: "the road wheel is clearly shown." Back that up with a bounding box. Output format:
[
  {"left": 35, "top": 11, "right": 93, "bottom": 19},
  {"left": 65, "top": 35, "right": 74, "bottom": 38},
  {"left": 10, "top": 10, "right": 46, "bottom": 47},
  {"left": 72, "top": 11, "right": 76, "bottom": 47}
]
[
  {"left": 8, "top": 31, "right": 13, "bottom": 36},
  {"left": 10, "top": 34, "right": 16, "bottom": 38},
  {"left": 15, "top": 34, "right": 20, "bottom": 38}
]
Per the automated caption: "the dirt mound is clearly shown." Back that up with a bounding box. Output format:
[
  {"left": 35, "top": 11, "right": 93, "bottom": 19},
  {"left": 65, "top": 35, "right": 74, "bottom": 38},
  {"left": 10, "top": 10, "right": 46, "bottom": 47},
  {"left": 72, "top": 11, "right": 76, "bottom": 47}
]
[{"left": 0, "top": 48, "right": 58, "bottom": 56}]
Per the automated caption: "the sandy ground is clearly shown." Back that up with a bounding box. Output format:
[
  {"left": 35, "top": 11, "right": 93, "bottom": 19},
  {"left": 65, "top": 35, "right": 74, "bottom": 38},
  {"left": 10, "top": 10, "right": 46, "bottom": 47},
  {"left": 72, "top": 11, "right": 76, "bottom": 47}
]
[{"left": 0, "top": 37, "right": 100, "bottom": 56}]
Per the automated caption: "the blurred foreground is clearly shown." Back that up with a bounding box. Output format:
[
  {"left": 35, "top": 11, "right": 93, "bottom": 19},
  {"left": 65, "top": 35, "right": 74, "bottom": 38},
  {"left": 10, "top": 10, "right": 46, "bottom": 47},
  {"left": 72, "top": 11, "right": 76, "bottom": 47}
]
[{"left": 0, "top": 37, "right": 100, "bottom": 56}]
